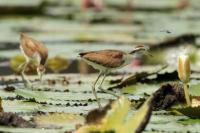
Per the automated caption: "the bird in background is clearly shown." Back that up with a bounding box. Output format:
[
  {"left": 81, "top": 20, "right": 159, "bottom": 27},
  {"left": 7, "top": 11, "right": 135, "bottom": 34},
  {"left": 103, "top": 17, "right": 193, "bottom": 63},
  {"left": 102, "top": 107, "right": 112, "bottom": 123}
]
[
  {"left": 126, "top": 0, "right": 133, "bottom": 10},
  {"left": 81, "top": 0, "right": 103, "bottom": 12},
  {"left": 19, "top": 33, "right": 48, "bottom": 87},
  {"left": 79, "top": 45, "right": 150, "bottom": 108}
]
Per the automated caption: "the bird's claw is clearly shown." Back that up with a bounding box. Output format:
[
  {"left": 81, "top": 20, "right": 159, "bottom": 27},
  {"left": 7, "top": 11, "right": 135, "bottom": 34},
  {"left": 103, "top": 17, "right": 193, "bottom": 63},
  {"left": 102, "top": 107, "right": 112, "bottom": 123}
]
[{"left": 25, "top": 82, "right": 33, "bottom": 89}]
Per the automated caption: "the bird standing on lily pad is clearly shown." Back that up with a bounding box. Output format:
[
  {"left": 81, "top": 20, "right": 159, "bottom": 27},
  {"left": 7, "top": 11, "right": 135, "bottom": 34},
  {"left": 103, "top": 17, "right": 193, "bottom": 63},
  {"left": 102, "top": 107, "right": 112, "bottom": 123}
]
[
  {"left": 79, "top": 45, "right": 150, "bottom": 108},
  {"left": 19, "top": 33, "right": 48, "bottom": 87}
]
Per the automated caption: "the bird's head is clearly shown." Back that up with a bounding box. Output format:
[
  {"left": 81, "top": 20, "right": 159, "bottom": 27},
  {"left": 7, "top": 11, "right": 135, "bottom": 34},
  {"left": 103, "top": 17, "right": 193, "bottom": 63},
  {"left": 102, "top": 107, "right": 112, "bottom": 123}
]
[
  {"left": 129, "top": 45, "right": 152, "bottom": 57},
  {"left": 37, "top": 65, "right": 46, "bottom": 83}
]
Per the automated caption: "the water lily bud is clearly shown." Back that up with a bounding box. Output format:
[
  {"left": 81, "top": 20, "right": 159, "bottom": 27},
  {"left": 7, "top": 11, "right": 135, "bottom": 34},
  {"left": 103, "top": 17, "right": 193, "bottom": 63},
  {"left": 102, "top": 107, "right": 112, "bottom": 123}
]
[{"left": 178, "top": 54, "right": 190, "bottom": 83}]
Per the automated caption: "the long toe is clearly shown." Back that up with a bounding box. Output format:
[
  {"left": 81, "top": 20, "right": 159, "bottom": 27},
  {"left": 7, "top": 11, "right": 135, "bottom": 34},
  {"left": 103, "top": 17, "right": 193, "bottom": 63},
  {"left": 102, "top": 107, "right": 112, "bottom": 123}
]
[{"left": 25, "top": 82, "right": 33, "bottom": 89}]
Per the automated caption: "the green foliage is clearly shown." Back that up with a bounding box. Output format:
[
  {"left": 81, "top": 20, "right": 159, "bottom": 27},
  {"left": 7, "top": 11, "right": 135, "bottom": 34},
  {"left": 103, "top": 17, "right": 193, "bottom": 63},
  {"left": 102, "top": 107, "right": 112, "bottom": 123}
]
[
  {"left": 76, "top": 96, "right": 152, "bottom": 133},
  {"left": 1, "top": 73, "right": 200, "bottom": 132},
  {"left": 47, "top": 56, "right": 69, "bottom": 73},
  {"left": 178, "top": 119, "right": 200, "bottom": 125},
  {"left": 1, "top": 0, "right": 200, "bottom": 132},
  {"left": 190, "top": 83, "right": 200, "bottom": 96},
  {"left": 175, "top": 106, "right": 200, "bottom": 118},
  {"left": 10, "top": 55, "right": 69, "bottom": 74},
  {"left": 33, "top": 113, "right": 84, "bottom": 128},
  {"left": 122, "top": 83, "right": 159, "bottom": 96},
  {"left": 10, "top": 55, "right": 37, "bottom": 74}
]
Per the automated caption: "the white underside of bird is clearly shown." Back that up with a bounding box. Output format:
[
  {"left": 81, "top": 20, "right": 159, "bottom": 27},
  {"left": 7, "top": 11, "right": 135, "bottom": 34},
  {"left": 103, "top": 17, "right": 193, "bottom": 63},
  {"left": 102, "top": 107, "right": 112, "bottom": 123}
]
[{"left": 20, "top": 45, "right": 41, "bottom": 64}]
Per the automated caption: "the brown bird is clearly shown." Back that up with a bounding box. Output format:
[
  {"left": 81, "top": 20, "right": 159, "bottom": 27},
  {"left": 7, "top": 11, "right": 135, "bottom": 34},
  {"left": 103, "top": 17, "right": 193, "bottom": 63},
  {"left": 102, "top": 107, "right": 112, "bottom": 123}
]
[
  {"left": 19, "top": 33, "right": 48, "bottom": 87},
  {"left": 81, "top": 0, "right": 103, "bottom": 11},
  {"left": 79, "top": 45, "right": 150, "bottom": 108}
]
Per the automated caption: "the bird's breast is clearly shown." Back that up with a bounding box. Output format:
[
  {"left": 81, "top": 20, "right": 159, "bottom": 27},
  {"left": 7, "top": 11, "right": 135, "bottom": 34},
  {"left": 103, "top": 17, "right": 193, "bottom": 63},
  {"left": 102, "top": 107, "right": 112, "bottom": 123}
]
[{"left": 122, "top": 54, "right": 133, "bottom": 66}]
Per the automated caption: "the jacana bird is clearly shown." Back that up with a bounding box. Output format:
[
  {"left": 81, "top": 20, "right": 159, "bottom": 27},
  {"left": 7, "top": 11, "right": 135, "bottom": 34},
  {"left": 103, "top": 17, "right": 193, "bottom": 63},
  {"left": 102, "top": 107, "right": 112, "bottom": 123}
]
[
  {"left": 19, "top": 33, "right": 48, "bottom": 87},
  {"left": 79, "top": 45, "right": 150, "bottom": 108},
  {"left": 81, "top": 0, "right": 103, "bottom": 12}
]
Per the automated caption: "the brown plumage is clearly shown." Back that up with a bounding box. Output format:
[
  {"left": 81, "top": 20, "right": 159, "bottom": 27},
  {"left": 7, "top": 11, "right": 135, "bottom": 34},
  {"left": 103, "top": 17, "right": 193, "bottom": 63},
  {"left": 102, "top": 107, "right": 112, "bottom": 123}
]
[
  {"left": 19, "top": 33, "right": 48, "bottom": 87},
  {"left": 79, "top": 50, "right": 128, "bottom": 108},
  {"left": 20, "top": 33, "right": 48, "bottom": 65},
  {"left": 79, "top": 46, "right": 149, "bottom": 108},
  {"left": 79, "top": 50, "right": 125, "bottom": 68}
]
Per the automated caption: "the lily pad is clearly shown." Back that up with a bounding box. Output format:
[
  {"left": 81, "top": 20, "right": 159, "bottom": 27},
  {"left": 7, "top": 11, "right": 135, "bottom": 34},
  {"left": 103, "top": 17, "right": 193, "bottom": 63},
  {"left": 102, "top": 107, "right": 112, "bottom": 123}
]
[
  {"left": 33, "top": 112, "right": 84, "bottom": 129},
  {"left": 76, "top": 96, "right": 152, "bottom": 133}
]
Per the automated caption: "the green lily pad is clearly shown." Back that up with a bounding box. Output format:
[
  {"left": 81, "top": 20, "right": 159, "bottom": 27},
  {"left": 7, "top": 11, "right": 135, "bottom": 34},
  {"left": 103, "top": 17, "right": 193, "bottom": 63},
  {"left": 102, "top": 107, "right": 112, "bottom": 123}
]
[
  {"left": 178, "top": 119, "right": 200, "bottom": 125},
  {"left": 76, "top": 96, "right": 152, "bottom": 133},
  {"left": 33, "top": 112, "right": 84, "bottom": 129},
  {"left": 175, "top": 106, "right": 200, "bottom": 118}
]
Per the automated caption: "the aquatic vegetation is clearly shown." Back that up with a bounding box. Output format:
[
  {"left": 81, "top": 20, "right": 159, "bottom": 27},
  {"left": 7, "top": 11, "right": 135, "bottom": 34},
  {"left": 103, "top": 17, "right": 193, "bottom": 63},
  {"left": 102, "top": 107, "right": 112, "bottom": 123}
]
[
  {"left": 178, "top": 53, "right": 191, "bottom": 106},
  {"left": 1, "top": 0, "right": 200, "bottom": 132}
]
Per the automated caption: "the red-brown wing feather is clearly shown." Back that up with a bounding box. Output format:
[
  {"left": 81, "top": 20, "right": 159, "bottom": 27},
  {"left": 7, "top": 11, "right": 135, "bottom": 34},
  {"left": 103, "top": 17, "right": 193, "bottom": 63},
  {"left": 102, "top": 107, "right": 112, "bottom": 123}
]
[
  {"left": 80, "top": 50, "right": 125, "bottom": 68},
  {"left": 20, "top": 33, "right": 37, "bottom": 57},
  {"left": 32, "top": 39, "right": 48, "bottom": 65},
  {"left": 20, "top": 33, "right": 48, "bottom": 65}
]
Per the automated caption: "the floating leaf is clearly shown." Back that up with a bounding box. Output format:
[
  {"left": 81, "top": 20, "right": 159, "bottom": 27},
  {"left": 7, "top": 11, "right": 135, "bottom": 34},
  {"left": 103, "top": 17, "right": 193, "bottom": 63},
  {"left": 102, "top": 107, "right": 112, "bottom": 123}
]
[
  {"left": 47, "top": 56, "right": 69, "bottom": 73},
  {"left": 15, "top": 89, "right": 49, "bottom": 102},
  {"left": 178, "top": 119, "right": 200, "bottom": 125},
  {"left": 33, "top": 112, "right": 84, "bottom": 128},
  {"left": 2, "top": 100, "right": 43, "bottom": 113},
  {"left": 15, "top": 88, "right": 114, "bottom": 102},
  {"left": 0, "top": 112, "right": 35, "bottom": 128},
  {"left": 0, "top": 126, "right": 60, "bottom": 133},
  {"left": 76, "top": 96, "right": 152, "bottom": 133},
  {"left": 73, "top": 33, "right": 98, "bottom": 43},
  {"left": 189, "top": 83, "right": 200, "bottom": 96},
  {"left": 112, "top": 65, "right": 167, "bottom": 89},
  {"left": 122, "top": 83, "right": 159, "bottom": 96},
  {"left": 10, "top": 54, "right": 37, "bottom": 74},
  {"left": 173, "top": 96, "right": 200, "bottom": 118},
  {"left": 175, "top": 106, "right": 200, "bottom": 118},
  {"left": 122, "top": 97, "right": 153, "bottom": 133}
]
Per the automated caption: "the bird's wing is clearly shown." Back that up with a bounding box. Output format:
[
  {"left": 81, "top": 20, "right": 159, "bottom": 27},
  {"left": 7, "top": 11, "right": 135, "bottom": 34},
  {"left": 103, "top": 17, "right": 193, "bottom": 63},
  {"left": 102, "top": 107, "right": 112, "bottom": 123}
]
[
  {"left": 80, "top": 50, "right": 125, "bottom": 68},
  {"left": 20, "top": 35, "right": 38, "bottom": 57},
  {"left": 20, "top": 33, "right": 48, "bottom": 65},
  {"left": 33, "top": 39, "right": 48, "bottom": 65}
]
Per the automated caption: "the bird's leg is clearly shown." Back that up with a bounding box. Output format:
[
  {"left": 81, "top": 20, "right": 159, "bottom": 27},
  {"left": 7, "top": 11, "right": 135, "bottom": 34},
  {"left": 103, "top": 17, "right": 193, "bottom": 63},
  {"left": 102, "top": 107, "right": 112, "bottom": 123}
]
[
  {"left": 92, "top": 72, "right": 103, "bottom": 108},
  {"left": 21, "top": 62, "right": 27, "bottom": 83},
  {"left": 39, "top": 74, "right": 43, "bottom": 84},
  {"left": 38, "top": 69, "right": 43, "bottom": 85},
  {"left": 98, "top": 73, "right": 120, "bottom": 98},
  {"left": 17, "top": 62, "right": 26, "bottom": 71},
  {"left": 21, "top": 62, "right": 32, "bottom": 87}
]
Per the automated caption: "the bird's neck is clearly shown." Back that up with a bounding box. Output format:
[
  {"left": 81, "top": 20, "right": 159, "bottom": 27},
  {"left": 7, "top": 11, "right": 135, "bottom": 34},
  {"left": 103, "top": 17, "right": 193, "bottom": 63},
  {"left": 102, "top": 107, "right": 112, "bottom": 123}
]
[{"left": 123, "top": 53, "right": 134, "bottom": 66}]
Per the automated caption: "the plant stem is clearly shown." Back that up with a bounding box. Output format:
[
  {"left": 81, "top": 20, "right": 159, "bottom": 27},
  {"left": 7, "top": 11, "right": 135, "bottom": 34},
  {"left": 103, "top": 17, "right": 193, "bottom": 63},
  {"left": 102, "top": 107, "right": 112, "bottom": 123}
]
[{"left": 183, "top": 83, "right": 191, "bottom": 106}]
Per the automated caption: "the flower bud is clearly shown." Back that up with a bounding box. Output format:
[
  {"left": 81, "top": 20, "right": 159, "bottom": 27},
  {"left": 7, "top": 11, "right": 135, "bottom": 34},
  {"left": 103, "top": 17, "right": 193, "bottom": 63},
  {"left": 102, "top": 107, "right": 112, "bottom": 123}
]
[{"left": 178, "top": 54, "right": 190, "bottom": 83}]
